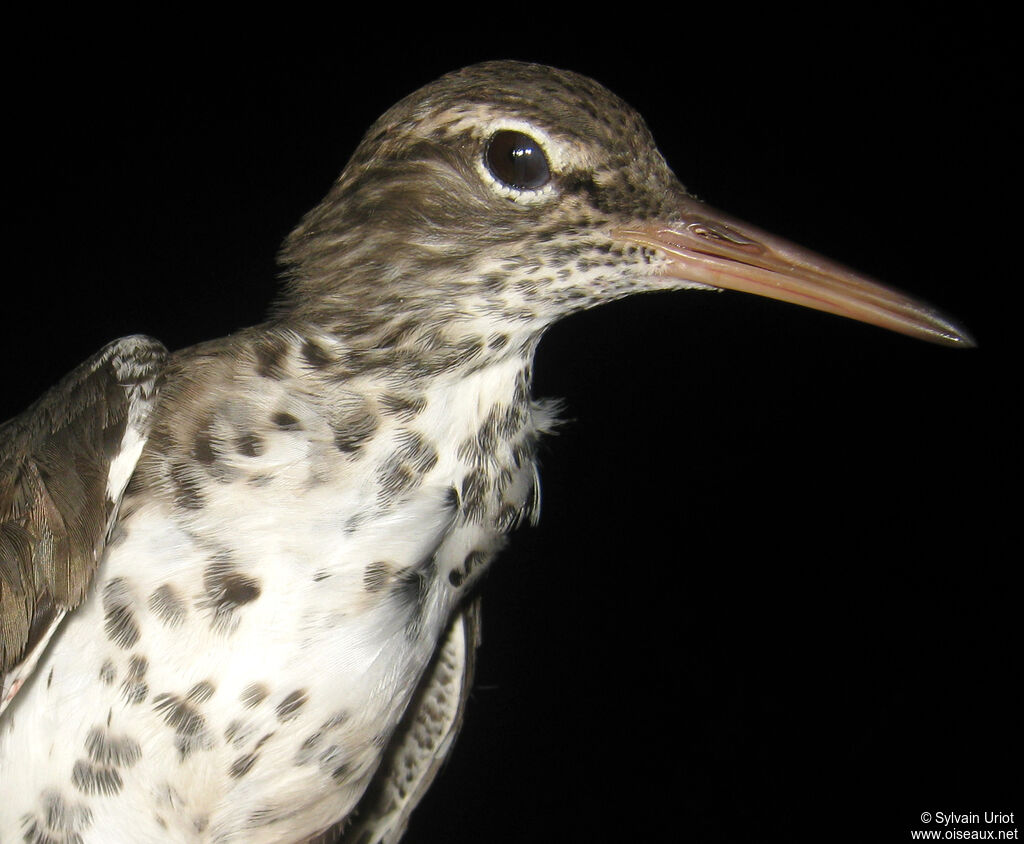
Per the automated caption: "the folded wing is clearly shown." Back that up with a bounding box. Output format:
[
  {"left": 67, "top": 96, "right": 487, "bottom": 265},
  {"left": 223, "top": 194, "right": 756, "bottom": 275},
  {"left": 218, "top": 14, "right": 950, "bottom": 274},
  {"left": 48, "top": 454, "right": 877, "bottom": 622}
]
[{"left": 0, "top": 335, "right": 167, "bottom": 713}]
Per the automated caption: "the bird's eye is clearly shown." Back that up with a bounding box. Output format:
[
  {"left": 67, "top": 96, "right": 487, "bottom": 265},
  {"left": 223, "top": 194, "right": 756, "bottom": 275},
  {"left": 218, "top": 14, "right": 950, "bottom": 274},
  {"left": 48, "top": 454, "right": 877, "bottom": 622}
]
[{"left": 485, "top": 130, "right": 551, "bottom": 191}]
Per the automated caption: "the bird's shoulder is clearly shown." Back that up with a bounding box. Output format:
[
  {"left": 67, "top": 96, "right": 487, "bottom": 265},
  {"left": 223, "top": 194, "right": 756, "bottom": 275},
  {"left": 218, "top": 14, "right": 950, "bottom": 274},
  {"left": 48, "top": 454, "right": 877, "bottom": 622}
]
[
  {"left": 127, "top": 326, "right": 391, "bottom": 507},
  {"left": 0, "top": 335, "right": 167, "bottom": 710}
]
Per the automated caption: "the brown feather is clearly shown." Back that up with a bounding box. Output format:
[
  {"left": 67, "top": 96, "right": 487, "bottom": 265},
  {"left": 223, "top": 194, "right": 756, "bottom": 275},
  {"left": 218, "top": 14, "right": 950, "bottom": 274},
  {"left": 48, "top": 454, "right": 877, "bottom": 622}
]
[{"left": 0, "top": 336, "right": 166, "bottom": 689}]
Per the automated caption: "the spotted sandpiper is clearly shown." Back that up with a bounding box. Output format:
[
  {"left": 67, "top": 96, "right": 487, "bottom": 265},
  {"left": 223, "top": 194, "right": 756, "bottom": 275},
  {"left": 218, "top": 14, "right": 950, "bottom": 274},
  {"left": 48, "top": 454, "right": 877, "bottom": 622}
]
[{"left": 0, "top": 61, "right": 971, "bottom": 843}]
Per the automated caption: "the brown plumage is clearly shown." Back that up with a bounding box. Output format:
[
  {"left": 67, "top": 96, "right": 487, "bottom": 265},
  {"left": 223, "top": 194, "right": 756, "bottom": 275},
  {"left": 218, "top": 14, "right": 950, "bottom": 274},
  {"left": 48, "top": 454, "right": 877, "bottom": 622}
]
[{"left": 1, "top": 337, "right": 165, "bottom": 700}]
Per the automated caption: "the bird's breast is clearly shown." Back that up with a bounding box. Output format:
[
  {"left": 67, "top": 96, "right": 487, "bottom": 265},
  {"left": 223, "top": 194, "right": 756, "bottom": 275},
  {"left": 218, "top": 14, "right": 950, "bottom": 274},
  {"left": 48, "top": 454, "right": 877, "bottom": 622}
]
[{"left": 1, "top": 346, "right": 555, "bottom": 841}]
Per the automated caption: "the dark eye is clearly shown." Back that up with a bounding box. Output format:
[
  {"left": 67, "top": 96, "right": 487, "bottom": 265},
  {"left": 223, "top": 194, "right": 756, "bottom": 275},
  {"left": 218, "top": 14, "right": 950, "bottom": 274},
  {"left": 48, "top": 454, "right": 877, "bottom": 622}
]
[{"left": 485, "top": 130, "right": 551, "bottom": 191}]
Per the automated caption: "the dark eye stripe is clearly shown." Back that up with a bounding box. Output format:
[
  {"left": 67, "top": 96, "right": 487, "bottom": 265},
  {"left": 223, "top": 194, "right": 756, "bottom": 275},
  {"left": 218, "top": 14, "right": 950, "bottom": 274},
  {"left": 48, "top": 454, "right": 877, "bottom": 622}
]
[{"left": 485, "top": 130, "right": 551, "bottom": 191}]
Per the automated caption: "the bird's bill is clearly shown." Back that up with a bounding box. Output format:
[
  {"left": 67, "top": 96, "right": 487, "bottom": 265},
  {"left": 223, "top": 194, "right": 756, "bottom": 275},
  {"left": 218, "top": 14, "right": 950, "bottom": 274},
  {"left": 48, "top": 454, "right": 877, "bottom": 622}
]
[{"left": 612, "top": 198, "right": 973, "bottom": 347}]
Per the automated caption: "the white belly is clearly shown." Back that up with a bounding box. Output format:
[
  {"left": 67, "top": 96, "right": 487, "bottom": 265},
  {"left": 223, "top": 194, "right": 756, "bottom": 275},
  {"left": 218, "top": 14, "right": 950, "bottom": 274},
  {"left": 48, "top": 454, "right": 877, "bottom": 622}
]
[{"left": 1, "top": 494, "right": 465, "bottom": 842}]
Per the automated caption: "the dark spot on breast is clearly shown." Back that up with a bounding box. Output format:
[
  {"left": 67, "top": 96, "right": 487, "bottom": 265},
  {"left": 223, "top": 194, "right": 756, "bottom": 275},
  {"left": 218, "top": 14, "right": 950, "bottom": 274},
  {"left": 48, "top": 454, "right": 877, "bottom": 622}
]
[
  {"left": 380, "top": 392, "right": 427, "bottom": 420},
  {"left": 120, "top": 681, "right": 148, "bottom": 706},
  {"left": 330, "top": 396, "right": 379, "bottom": 454},
  {"left": 500, "top": 402, "right": 527, "bottom": 437},
  {"left": 513, "top": 372, "right": 530, "bottom": 405},
  {"left": 344, "top": 512, "right": 367, "bottom": 534},
  {"left": 235, "top": 433, "right": 264, "bottom": 458},
  {"left": 120, "top": 655, "right": 149, "bottom": 705},
  {"left": 21, "top": 817, "right": 53, "bottom": 842},
  {"left": 460, "top": 468, "right": 489, "bottom": 522},
  {"left": 333, "top": 422, "right": 377, "bottom": 453},
  {"left": 47, "top": 667, "right": 54, "bottom": 688},
  {"left": 448, "top": 568, "right": 465, "bottom": 588},
  {"left": 378, "top": 463, "right": 415, "bottom": 497},
  {"left": 389, "top": 564, "right": 431, "bottom": 614},
  {"left": 377, "top": 430, "right": 438, "bottom": 498},
  {"left": 187, "top": 681, "right": 215, "bottom": 703},
  {"left": 240, "top": 683, "right": 269, "bottom": 709},
  {"left": 85, "top": 725, "right": 142, "bottom": 767},
  {"left": 330, "top": 762, "right": 353, "bottom": 783},
  {"left": 272, "top": 411, "right": 301, "bottom": 431},
  {"left": 411, "top": 336, "right": 484, "bottom": 376},
  {"left": 476, "top": 406, "right": 503, "bottom": 453},
  {"left": 31, "top": 791, "right": 93, "bottom": 837},
  {"left": 224, "top": 719, "right": 246, "bottom": 745},
  {"left": 153, "top": 692, "right": 213, "bottom": 758},
  {"left": 363, "top": 562, "right": 392, "bottom": 593},
  {"left": 99, "top": 659, "right": 117, "bottom": 685},
  {"left": 496, "top": 502, "right": 523, "bottom": 533},
  {"left": 224, "top": 573, "right": 261, "bottom": 605},
  {"left": 316, "top": 743, "right": 345, "bottom": 774},
  {"left": 191, "top": 424, "right": 235, "bottom": 483},
  {"left": 148, "top": 583, "right": 186, "bottom": 627},
  {"left": 200, "top": 559, "right": 262, "bottom": 631},
  {"left": 254, "top": 335, "right": 290, "bottom": 379},
  {"left": 169, "top": 461, "right": 205, "bottom": 511},
  {"left": 276, "top": 689, "right": 309, "bottom": 722},
  {"left": 300, "top": 339, "right": 333, "bottom": 369},
  {"left": 295, "top": 731, "right": 322, "bottom": 766},
  {"left": 72, "top": 759, "right": 123, "bottom": 795},
  {"left": 102, "top": 578, "right": 140, "bottom": 649},
  {"left": 457, "top": 435, "right": 480, "bottom": 464},
  {"left": 399, "top": 431, "right": 438, "bottom": 471},
  {"left": 193, "top": 430, "right": 217, "bottom": 466},
  {"left": 154, "top": 694, "right": 205, "bottom": 735},
  {"left": 230, "top": 752, "right": 259, "bottom": 779},
  {"left": 321, "top": 710, "right": 350, "bottom": 731}
]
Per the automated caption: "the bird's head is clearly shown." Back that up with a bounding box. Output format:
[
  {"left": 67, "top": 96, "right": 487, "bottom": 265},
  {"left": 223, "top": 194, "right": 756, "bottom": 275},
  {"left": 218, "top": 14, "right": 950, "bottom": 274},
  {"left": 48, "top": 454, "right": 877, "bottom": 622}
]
[{"left": 278, "top": 61, "right": 971, "bottom": 352}]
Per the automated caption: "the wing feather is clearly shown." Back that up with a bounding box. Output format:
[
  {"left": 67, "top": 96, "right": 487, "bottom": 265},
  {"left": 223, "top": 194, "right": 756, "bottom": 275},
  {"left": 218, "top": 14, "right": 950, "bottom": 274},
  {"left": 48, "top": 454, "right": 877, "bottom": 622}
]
[{"left": 0, "top": 335, "right": 166, "bottom": 710}]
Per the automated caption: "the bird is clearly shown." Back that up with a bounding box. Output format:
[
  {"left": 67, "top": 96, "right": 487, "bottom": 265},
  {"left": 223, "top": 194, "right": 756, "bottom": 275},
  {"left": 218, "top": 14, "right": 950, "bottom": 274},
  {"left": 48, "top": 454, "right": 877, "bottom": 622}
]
[{"left": 0, "top": 60, "right": 971, "bottom": 844}]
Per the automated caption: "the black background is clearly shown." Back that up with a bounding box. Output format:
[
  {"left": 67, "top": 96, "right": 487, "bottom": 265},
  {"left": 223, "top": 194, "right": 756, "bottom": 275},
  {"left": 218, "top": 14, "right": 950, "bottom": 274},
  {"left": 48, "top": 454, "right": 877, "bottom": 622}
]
[{"left": 3, "top": 11, "right": 1017, "bottom": 843}]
